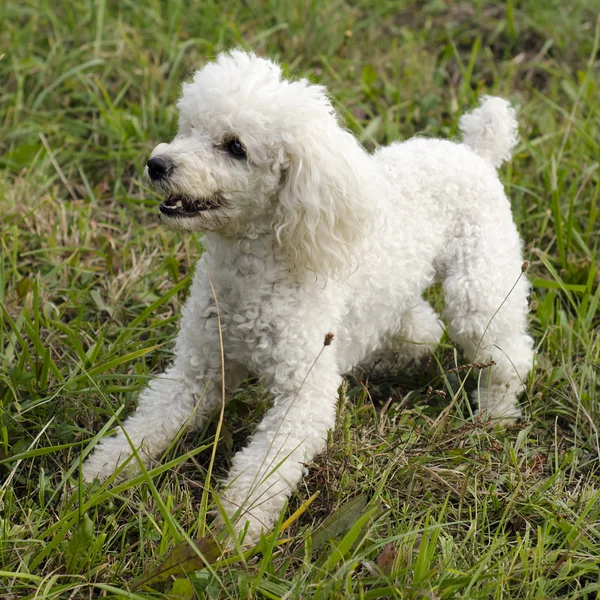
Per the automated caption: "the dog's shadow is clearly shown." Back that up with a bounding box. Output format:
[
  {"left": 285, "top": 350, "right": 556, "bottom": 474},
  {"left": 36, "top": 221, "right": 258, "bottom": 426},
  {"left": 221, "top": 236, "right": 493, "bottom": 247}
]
[
  {"left": 349, "top": 352, "right": 474, "bottom": 415},
  {"left": 173, "top": 348, "right": 480, "bottom": 496}
]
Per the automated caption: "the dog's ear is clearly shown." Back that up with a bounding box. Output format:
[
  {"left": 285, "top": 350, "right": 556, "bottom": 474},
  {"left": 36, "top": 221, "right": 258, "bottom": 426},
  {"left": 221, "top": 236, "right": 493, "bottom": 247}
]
[{"left": 274, "top": 119, "right": 374, "bottom": 278}]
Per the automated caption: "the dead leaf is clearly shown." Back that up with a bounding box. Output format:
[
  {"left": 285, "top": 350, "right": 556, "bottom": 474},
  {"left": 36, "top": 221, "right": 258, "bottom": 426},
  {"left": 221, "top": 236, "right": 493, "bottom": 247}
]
[
  {"left": 529, "top": 453, "right": 546, "bottom": 476},
  {"left": 376, "top": 542, "right": 398, "bottom": 575}
]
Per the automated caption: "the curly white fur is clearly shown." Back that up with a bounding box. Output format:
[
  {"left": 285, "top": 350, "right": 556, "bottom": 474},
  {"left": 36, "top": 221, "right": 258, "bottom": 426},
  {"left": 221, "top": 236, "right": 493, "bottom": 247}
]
[
  {"left": 82, "top": 51, "right": 534, "bottom": 546},
  {"left": 459, "top": 95, "right": 519, "bottom": 168}
]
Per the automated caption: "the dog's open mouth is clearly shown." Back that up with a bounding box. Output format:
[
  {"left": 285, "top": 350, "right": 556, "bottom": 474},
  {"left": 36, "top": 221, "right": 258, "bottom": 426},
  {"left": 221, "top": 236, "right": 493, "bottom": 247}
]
[{"left": 159, "top": 195, "right": 222, "bottom": 217}]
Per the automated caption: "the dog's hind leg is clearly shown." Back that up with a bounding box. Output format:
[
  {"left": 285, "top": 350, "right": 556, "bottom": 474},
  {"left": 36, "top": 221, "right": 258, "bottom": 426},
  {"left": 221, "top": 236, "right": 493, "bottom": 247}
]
[
  {"left": 442, "top": 220, "right": 534, "bottom": 425},
  {"left": 82, "top": 267, "right": 246, "bottom": 482}
]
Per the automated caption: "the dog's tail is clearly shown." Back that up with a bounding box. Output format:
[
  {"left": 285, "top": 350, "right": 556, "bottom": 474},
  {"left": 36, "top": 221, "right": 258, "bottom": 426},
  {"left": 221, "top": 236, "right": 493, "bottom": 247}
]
[{"left": 459, "top": 96, "right": 519, "bottom": 168}]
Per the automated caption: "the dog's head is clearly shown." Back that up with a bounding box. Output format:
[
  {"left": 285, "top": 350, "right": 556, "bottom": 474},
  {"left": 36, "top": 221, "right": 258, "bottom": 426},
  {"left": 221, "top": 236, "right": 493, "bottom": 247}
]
[{"left": 147, "top": 50, "right": 374, "bottom": 276}]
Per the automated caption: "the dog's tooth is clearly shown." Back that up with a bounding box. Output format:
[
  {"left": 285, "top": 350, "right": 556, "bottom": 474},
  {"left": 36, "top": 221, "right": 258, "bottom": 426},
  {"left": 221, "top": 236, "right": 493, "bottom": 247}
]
[{"left": 175, "top": 200, "right": 183, "bottom": 208}]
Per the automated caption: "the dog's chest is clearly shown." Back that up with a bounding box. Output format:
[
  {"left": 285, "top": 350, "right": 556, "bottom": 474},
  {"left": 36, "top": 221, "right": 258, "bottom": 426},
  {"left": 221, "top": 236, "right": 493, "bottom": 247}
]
[{"left": 211, "top": 266, "right": 295, "bottom": 367}]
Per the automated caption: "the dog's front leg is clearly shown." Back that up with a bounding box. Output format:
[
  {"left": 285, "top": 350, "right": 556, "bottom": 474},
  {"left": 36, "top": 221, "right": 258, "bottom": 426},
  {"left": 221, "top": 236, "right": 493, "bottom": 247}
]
[
  {"left": 220, "top": 347, "right": 340, "bottom": 546},
  {"left": 82, "top": 268, "right": 244, "bottom": 482}
]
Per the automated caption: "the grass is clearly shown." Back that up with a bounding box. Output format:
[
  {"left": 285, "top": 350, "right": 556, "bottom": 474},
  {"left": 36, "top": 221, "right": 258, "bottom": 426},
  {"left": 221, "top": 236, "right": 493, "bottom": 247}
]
[{"left": 1, "top": 0, "right": 599, "bottom": 597}]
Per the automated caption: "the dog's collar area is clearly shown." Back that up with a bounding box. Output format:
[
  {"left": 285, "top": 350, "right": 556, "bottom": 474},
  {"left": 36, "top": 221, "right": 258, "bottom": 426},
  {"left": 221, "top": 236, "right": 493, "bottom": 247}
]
[{"left": 159, "top": 194, "right": 222, "bottom": 217}]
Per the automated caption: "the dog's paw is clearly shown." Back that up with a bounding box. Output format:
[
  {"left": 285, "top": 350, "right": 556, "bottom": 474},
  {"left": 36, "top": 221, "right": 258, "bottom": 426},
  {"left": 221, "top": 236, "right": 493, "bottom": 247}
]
[
  {"left": 473, "top": 405, "right": 522, "bottom": 428},
  {"left": 213, "top": 496, "right": 272, "bottom": 550},
  {"left": 81, "top": 454, "right": 118, "bottom": 484},
  {"left": 81, "top": 446, "right": 139, "bottom": 483},
  {"left": 472, "top": 383, "right": 524, "bottom": 428},
  {"left": 80, "top": 434, "right": 157, "bottom": 483}
]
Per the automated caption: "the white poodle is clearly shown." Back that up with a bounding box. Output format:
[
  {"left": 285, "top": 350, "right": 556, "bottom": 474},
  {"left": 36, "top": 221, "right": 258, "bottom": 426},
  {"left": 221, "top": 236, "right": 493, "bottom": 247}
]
[{"left": 82, "top": 51, "right": 533, "bottom": 545}]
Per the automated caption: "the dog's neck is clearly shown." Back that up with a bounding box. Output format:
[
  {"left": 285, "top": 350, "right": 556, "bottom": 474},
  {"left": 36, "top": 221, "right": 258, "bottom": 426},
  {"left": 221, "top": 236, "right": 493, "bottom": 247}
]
[{"left": 202, "top": 215, "right": 293, "bottom": 280}]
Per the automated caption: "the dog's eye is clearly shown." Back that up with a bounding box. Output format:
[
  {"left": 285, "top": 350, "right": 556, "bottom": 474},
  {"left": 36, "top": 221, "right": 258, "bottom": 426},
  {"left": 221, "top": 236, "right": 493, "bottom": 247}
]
[{"left": 226, "top": 138, "right": 247, "bottom": 159}]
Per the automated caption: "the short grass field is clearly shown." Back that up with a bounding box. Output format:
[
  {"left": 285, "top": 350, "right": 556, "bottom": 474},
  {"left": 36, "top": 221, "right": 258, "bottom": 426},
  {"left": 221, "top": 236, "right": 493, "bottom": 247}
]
[{"left": 2, "top": 0, "right": 600, "bottom": 598}]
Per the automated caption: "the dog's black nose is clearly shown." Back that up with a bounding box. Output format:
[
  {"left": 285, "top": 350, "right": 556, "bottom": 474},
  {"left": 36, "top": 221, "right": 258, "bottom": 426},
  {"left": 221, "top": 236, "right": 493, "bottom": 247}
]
[{"left": 147, "top": 156, "right": 171, "bottom": 181}]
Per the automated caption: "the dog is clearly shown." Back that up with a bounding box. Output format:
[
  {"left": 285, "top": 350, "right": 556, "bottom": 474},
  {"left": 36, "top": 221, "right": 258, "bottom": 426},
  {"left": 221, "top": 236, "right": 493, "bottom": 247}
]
[{"left": 82, "top": 50, "right": 533, "bottom": 545}]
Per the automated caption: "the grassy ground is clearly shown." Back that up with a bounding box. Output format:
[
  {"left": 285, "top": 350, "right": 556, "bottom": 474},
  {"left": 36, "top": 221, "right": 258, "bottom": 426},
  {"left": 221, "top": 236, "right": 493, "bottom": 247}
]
[{"left": 1, "top": 0, "right": 599, "bottom": 597}]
